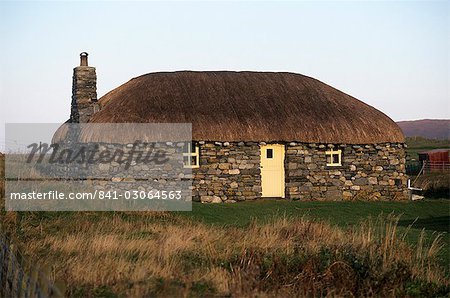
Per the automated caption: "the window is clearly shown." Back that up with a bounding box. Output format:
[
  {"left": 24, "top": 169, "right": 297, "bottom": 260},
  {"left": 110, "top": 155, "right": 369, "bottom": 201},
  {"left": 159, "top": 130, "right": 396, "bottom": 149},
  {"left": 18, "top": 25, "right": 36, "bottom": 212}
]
[
  {"left": 266, "top": 148, "right": 273, "bottom": 159},
  {"left": 183, "top": 143, "right": 200, "bottom": 168},
  {"left": 325, "top": 149, "right": 341, "bottom": 166}
]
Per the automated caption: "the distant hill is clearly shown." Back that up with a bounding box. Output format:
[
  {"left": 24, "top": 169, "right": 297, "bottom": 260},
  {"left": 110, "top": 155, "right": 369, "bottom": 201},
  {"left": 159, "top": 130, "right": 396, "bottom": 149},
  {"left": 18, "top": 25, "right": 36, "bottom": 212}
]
[{"left": 397, "top": 119, "right": 450, "bottom": 140}]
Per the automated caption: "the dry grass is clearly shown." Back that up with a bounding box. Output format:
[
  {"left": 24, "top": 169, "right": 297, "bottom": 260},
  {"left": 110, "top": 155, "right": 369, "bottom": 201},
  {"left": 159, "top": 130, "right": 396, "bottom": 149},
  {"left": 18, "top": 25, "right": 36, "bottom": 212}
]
[
  {"left": 412, "top": 172, "right": 449, "bottom": 199},
  {"left": 414, "top": 172, "right": 449, "bottom": 191},
  {"left": 0, "top": 153, "right": 4, "bottom": 198},
  {"left": 1, "top": 211, "right": 448, "bottom": 297}
]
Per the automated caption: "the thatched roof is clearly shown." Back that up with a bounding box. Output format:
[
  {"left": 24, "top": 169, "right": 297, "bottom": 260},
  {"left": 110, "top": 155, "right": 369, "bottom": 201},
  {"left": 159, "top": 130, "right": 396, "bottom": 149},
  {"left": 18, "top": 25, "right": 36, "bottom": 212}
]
[
  {"left": 52, "top": 122, "right": 192, "bottom": 144},
  {"left": 86, "top": 71, "right": 404, "bottom": 144}
]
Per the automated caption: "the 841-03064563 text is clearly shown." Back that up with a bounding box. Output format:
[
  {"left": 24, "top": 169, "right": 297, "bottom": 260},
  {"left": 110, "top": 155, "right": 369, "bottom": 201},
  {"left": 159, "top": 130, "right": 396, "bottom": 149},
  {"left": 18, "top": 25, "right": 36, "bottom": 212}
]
[{"left": 9, "top": 190, "right": 183, "bottom": 201}]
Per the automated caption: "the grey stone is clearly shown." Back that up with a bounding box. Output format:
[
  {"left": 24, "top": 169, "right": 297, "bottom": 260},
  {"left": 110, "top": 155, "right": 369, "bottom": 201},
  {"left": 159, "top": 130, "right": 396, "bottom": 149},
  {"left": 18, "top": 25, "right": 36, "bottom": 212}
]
[{"left": 354, "top": 178, "right": 368, "bottom": 186}]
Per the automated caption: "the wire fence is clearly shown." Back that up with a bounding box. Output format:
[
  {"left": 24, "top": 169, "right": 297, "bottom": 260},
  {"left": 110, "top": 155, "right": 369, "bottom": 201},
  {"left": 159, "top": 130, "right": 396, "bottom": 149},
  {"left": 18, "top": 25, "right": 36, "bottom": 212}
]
[
  {"left": 422, "top": 161, "right": 450, "bottom": 174},
  {"left": 0, "top": 236, "right": 63, "bottom": 297},
  {"left": 406, "top": 160, "right": 450, "bottom": 176}
]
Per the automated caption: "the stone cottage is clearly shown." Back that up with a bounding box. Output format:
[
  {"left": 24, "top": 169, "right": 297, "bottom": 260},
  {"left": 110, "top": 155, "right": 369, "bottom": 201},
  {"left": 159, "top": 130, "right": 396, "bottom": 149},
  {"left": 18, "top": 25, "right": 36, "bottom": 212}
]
[{"left": 64, "top": 53, "right": 408, "bottom": 202}]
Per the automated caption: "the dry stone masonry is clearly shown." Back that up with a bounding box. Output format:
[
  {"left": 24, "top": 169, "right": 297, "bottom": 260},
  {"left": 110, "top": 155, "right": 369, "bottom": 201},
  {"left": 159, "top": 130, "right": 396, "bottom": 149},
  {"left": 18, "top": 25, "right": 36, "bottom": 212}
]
[
  {"left": 48, "top": 140, "right": 408, "bottom": 203},
  {"left": 70, "top": 54, "right": 98, "bottom": 123},
  {"left": 192, "top": 142, "right": 261, "bottom": 203},
  {"left": 192, "top": 141, "right": 408, "bottom": 202},
  {"left": 284, "top": 142, "right": 408, "bottom": 201}
]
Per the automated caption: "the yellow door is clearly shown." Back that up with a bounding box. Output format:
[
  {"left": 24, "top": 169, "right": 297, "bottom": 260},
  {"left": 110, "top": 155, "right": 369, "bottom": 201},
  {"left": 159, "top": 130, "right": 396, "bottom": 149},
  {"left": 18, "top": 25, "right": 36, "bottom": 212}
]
[{"left": 260, "top": 144, "right": 285, "bottom": 198}]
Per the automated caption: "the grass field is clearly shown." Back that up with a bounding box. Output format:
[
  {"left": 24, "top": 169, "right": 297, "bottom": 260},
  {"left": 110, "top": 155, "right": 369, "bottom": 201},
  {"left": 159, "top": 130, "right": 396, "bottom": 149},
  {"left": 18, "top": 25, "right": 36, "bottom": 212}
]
[
  {"left": 1, "top": 200, "right": 449, "bottom": 297},
  {"left": 183, "top": 200, "right": 450, "bottom": 269},
  {"left": 405, "top": 137, "right": 449, "bottom": 160},
  {"left": 191, "top": 200, "right": 449, "bottom": 262}
]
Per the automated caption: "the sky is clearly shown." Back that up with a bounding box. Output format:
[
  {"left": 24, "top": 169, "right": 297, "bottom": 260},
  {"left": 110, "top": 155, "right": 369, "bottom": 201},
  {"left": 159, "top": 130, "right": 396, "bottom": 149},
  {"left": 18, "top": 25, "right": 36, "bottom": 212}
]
[{"left": 0, "top": 1, "right": 449, "bottom": 150}]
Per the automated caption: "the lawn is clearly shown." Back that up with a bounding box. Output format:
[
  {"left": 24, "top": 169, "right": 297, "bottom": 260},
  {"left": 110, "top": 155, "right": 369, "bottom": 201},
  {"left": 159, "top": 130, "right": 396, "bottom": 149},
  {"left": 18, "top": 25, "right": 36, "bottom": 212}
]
[
  {"left": 187, "top": 200, "right": 449, "bottom": 228},
  {"left": 183, "top": 200, "right": 450, "bottom": 269}
]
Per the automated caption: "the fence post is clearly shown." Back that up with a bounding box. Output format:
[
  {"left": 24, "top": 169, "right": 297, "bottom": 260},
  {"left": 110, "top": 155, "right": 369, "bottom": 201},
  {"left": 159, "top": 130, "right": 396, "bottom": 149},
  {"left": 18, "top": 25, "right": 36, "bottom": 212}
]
[
  {"left": 0, "top": 237, "right": 63, "bottom": 297},
  {"left": 39, "top": 265, "right": 50, "bottom": 297}
]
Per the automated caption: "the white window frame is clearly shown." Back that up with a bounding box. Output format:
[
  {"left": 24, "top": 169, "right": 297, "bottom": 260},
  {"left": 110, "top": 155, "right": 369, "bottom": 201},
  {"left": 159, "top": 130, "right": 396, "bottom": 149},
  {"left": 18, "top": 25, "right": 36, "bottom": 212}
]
[
  {"left": 183, "top": 143, "right": 200, "bottom": 168},
  {"left": 325, "top": 149, "right": 342, "bottom": 167}
]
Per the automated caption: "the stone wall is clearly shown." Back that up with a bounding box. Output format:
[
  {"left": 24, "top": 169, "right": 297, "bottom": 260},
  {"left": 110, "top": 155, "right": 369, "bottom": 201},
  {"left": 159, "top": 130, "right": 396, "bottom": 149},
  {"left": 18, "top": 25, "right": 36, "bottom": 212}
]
[
  {"left": 19, "top": 141, "right": 193, "bottom": 211},
  {"left": 193, "top": 141, "right": 408, "bottom": 202},
  {"left": 70, "top": 66, "right": 98, "bottom": 123},
  {"left": 285, "top": 142, "right": 408, "bottom": 201},
  {"left": 192, "top": 142, "right": 261, "bottom": 203},
  {"left": 43, "top": 140, "right": 408, "bottom": 202},
  {"left": 35, "top": 141, "right": 192, "bottom": 201}
]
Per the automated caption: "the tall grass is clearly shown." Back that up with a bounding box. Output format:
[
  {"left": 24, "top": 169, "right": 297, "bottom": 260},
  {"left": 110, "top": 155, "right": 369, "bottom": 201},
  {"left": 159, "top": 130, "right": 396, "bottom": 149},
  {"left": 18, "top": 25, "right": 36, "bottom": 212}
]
[
  {"left": 0, "top": 153, "right": 4, "bottom": 198},
  {"left": 1, "top": 211, "right": 448, "bottom": 297}
]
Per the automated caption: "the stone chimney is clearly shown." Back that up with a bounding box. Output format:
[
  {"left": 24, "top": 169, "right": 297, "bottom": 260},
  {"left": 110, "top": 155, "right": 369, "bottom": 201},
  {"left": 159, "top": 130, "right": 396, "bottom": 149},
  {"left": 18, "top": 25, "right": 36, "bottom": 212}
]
[{"left": 70, "top": 52, "right": 98, "bottom": 123}]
